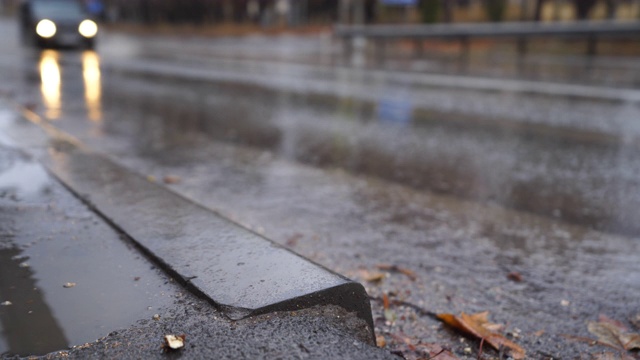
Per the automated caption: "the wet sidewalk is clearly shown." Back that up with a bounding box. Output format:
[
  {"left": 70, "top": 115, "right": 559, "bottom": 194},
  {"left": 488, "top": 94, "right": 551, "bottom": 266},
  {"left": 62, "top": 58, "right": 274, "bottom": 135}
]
[
  {"left": 0, "top": 132, "right": 186, "bottom": 356},
  {"left": 0, "top": 104, "right": 389, "bottom": 359}
]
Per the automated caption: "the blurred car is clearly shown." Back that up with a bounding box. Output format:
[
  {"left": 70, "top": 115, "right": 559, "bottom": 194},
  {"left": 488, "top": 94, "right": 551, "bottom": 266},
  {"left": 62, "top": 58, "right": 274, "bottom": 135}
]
[{"left": 19, "top": 0, "right": 98, "bottom": 49}]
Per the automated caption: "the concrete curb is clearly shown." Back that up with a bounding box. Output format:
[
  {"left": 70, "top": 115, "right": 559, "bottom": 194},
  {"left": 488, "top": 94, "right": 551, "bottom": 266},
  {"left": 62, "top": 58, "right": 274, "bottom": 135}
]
[{"left": 17, "top": 107, "right": 376, "bottom": 344}]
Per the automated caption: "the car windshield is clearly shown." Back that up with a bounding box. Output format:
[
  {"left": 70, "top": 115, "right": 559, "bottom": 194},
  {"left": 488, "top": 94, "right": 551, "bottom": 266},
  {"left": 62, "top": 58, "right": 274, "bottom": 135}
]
[{"left": 31, "top": 0, "right": 85, "bottom": 20}]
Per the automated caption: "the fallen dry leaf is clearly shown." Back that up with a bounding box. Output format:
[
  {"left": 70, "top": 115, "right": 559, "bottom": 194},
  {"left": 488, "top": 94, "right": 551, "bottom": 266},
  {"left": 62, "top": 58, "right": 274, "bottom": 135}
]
[
  {"left": 285, "top": 233, "right": 303, "bottom": 247},
  {"left": 592, "top": 351, "right": 637, "bottom": 360},
  {"left": 63, "top": 282, "right": 76, "bottom": 288},
  {"left": 163, "top": 334, "right": 186, "bottom": 351},
  {"left": 163, "top": 175, "right": 181, "bottom": 184},
  {"left": 381, "top": 293, "right": 397, "bottom": 323},
  {"left": 599, "top": 314, "right": 629, "bottom": 331},
  {"left": 376, "top": 264, "right": 417, "bottom": 281},
  {"left": 507, "top": 272, "right": 523, "bottom": 282},
  {"left": 631, "top": 314, "right": 640, "bottom": 330},
  {"left": 376, "top": 335, "right": 386, "bottom": 348},
  {"left": 588, "top": 315, "right": 640, "bottom": 351},
  {"left": 437, "top": 311, "right": 525, "bottom": 359},
  {"left": 363, "top": 271, "right": 386, "bottom": 283},
  {"left": 416, "top": 343, "right": 460, "bottom": 360}
]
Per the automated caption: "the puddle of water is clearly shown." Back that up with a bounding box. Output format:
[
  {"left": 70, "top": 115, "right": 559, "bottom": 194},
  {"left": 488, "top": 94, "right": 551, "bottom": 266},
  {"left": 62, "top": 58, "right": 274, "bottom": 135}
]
[
  {"left": 0, "top": 146, "right": 184, "bottom": 357},
  {"left": 97, "top": 74, "right": 640, "bottom": 236},
  {"left": 0, "top": 159, "right": 50, "bottom": 202}
]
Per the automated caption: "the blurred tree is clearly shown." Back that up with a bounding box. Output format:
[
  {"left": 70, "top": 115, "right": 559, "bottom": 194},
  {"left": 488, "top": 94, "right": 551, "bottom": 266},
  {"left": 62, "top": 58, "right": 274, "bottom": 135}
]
[
  {"left": 533, "top": 0, "right": 546, "bottom": 21},
  {"left": 604, "top": 0, "right": 618, "bottom": 19},
  {"left": 574, "top": 0, "right": 597, "bottom": 19},
  {"left": 520, "top": 0, "right": 528, "bottom": 20},
  {"left": 420, "top": 0, "right": 440, "bottom": 23},
  {"left": 441, "top": 0, "right": 453, "bottom": 22},
  {"left": 364, "top": 0, "right": 376, "bottom": 23},
  {"left": 484, "top": 0, "right": 506, "bottom": 21}
]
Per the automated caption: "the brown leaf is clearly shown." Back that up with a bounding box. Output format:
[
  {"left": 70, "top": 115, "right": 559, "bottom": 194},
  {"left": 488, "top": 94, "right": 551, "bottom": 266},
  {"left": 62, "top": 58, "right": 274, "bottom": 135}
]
[
  {"left": 507, "top": 272, "right": 523, "bottom": 282},
  {"left": 630, "top": 314, "right": 640, "bottom": 330},
  {"left": 588, "top": 317, "right": 640, "bottom": 351},
  {"left": 376, "top": 335, "right": 386, "bottom": 348},
  {"left": 382, "top": 293, "right": 390, "bottom": 310},
  {"left": 416, "top": 343, "right": 460, "bottom": 360},
  {"left": 376, "top": 264, "right": 417, "bottom": 281},
  {"left": 592, "top": 351, "right": 637, "bottom": 360},
  {"left": 163, "top": 175, "right": 181, "bottom": 184},
  {"left": 285, "top": 233, "right": 303, "bottom": 247},
  {"left": 437, "top": 311, "right": 526, "bottom": 359},
  {"left": 599, "top": 314, "right": 629, "bottom": 331},
  {"left": 621, "top": 333, "right": 640, "bottom": 351},
  {"left": 363, "top": 271, "right": 386, "bottom": 283}
]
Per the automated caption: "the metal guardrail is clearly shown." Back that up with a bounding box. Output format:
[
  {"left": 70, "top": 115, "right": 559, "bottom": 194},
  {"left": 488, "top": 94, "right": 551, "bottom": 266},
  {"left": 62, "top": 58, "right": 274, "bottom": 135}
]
[{"left": 335, "top": 20, "right": 640, "bottom": 56}]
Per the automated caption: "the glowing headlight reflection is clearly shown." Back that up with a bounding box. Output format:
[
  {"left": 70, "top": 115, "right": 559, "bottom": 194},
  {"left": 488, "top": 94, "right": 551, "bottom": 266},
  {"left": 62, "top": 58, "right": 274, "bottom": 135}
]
[
  {"left": 78, "top": 20, "right": 98, "bottom": 38},
  {"left": 82, "top": 51, "right": 102, "bottom": 121},
  {"left": 36, "top": 19, "right": 56, "bottom": 38},
  {"left": 39, "top": 50, "right": 61, "bottom": 120}
]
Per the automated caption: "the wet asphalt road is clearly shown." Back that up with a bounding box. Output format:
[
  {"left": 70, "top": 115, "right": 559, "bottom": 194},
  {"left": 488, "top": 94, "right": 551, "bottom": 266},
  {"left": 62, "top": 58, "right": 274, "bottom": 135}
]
[{"left": 1, "top": 16, "right": 640, "bottom": 359}]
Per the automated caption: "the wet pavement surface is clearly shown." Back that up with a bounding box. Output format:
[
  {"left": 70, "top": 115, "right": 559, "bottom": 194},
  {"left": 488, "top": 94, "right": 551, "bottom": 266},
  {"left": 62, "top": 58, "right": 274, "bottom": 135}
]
[
  {"left": 1, "top": 15, "right": 640, "bottom": 359},
  {"left": 0, "top": 92, "right": 386, "bottom": 360},
  {"left": 0, "top": 112, "right": 187, "bottom": 356}
]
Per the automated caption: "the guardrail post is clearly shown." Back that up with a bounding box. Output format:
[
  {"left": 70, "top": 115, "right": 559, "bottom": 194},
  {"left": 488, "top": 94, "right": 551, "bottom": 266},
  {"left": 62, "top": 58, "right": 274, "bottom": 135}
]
[
  {"left": 343, "top": 35, "right": 353, "bottom": 58},
  {"left": 376, "top": 39, "right": 386, "bottom": 65},
  {"left": 460, "top": 35, "right": 469, "bottom": 61},
  {"left": 414, "top": 38, "right": 424, "bottom": 58},
  {"left": 587, "top": 34, "right": 597, "bottom": 56},
  {"left": 517, "top": 36, "right": 528, "bottom": 56}
]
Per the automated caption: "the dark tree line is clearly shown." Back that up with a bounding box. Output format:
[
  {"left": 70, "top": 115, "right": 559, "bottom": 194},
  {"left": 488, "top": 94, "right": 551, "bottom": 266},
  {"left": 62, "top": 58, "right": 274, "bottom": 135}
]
[
  {"left": 103, "top": 0, "right": 344, "bottom": 24},
  {"left": 102, "top": 0, "right": 628, "bottom": 25}
]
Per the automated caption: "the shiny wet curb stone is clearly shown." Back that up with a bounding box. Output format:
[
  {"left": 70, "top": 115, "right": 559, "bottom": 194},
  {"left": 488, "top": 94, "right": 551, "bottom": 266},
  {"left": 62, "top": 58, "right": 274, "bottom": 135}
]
[{"left": 38, "top": 134, "right": 374, "bottom": 341}]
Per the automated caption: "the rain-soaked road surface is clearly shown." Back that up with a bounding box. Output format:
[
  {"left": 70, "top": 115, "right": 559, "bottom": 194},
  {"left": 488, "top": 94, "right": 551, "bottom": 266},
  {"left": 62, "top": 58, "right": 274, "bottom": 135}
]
[{"left": 1, "top": 16, "right": 640, "bottom": 359}]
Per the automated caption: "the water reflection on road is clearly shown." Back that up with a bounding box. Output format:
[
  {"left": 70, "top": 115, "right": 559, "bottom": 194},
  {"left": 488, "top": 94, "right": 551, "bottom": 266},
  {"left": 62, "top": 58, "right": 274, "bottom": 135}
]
[
  {"left": 39, "top": 50, "right": 61, "bottom": 120},
  {"left": 97, "top": 73, "right": 640, "bottom": 236},
  {"left": 82, "top": 51, "right": 102, "bottom": 122},
  {"left": 36, "top": 49, "right": 102, "bottom": 122}
]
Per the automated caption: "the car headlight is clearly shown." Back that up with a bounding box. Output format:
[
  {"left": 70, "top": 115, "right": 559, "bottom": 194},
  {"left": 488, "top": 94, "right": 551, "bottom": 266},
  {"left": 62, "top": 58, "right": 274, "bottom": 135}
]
[
  {"left": 36, "top": 19, "right": 56, "bottom": 38},
  {"left": 78, "top": 19, "right": 98, "bottom": 38}
]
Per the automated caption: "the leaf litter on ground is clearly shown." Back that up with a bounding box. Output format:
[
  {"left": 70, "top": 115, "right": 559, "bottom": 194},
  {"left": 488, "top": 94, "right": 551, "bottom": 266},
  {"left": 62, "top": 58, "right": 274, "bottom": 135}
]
[
  {"left": 587, "top": 314, "right": 640, "bottom": 352},
  {"left": 437, "top": 311, "right": 526, "bottom": 359},
  {"left": 591, "top": 351, "right": 637, "bottom": 360},
  {"left": 376, "top": 264, "right": 417, "bottom": 281},
  {"left": 361, "top": 270, "right": 386, "bottom": 283},
  {"left": 386, "top": 332, "right": 460, "bottom": 360}
]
